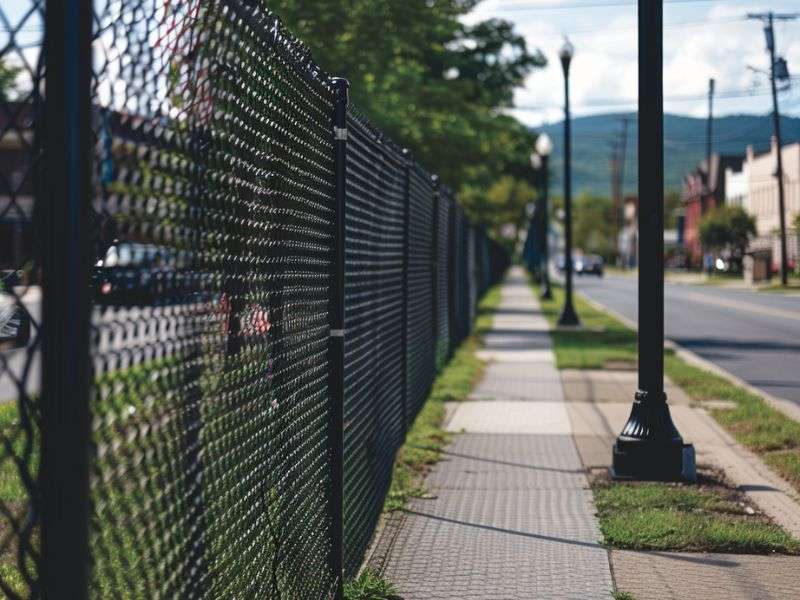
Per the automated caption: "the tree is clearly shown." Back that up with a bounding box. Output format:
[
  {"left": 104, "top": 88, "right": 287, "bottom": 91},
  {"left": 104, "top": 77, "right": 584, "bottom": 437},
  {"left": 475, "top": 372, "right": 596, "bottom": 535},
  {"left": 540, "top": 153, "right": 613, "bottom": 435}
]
[
  {"left": 459, "top": 175, "right": 535, "bottom": 250},
  {"left": 269, "top": 0, "right": 546, "bottom": 242},
  {"left": 572, "top": 193, "right": 615, "bottom": 261},
  {"left": 0, "top": 60, "right": 20, "bottom": 100},
  {"left": 699, "top": 205, "right": 756, "bottom": 269}
]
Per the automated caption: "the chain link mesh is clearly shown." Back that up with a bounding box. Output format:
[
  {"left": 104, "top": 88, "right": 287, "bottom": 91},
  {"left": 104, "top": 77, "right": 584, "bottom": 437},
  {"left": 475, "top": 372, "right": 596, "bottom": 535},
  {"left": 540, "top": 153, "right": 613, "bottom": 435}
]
[
  {"left": 0, "top": 2, "right": 510, "bottom": 597},
  {"left": 342, "top": 108, "right": 406, "bottom": 576},
  {"left": 406, "top": 164, "right": 436, "bottom": 419},
  {"left": 0, "top": 0, "right": 43, "bottom": 596},
  {"left": 88, "top": 2, "right": 336, "bottom": 597},
  {"left": 435, "top": 187, "right": 451, "bottom": 370}
]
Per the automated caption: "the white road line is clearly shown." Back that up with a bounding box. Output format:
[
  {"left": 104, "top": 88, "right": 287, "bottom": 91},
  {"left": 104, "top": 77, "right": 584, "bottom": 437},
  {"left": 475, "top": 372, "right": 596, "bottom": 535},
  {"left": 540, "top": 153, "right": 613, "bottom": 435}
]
[{"left": 682, "top": 291, "right": 800, "bottom": 322}]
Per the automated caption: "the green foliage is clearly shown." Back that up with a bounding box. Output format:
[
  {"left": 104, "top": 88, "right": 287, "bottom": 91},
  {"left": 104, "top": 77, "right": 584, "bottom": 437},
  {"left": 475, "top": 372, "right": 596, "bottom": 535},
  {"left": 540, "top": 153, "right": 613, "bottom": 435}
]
[
  {"left": 270, "top": 0, "right": 545, "bottom": 243},
  {"left": 571, "top": 193, "right": 616, "bottom": 261},
  {"left": 460, "top": 176, "right": 536, "bottom": 251},
  {"left": 699, "top": 205, "right": 756, "bottom": 259},
  {"left": 533, "top": 281, "right": 638, "bottom": 369},
  {"left": 0, "top": 60, "right": 20, "bottom": 100},
  {"left": 344, "top": 570, "right": 400, "bottom": 600}
]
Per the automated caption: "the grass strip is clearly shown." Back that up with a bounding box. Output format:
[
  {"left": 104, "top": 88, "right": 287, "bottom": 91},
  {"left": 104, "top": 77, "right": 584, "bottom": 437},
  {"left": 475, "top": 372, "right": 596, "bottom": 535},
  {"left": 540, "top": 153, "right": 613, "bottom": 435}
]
[
  {"left": 535, "top": 282, "right": 638, "bottom": 369},
  {"left": 344, "top": 569, "right": 401, "bottom": 600},
  {"left": 593, "top": 471, "right": 800, "bottom": 554},
  {"left": 531, "top": 278, "right": 800, "bottom": 497},
  {"left": 383, "top": 284, "right": 502, "bottom": 512}
]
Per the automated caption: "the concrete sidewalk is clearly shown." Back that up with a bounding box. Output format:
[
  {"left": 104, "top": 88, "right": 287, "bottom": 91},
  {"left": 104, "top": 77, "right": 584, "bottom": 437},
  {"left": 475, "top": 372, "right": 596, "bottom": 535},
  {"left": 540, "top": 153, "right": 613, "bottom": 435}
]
[{"left": 370, "top": 267, "right": 613, "bottom": 599}]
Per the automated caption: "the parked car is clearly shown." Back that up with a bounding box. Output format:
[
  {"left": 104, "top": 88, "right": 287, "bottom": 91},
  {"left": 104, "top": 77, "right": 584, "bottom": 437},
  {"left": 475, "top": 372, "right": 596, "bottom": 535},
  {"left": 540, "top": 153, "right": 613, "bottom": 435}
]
[
  {"left": 575, "top": 254, "right": 604, "bottom": 277},
  {"left": 0, "top": 272, "right": 30, "bottom": 348},
  {"left": 93, "top": 242, "right": 188, "bottom": 307}
]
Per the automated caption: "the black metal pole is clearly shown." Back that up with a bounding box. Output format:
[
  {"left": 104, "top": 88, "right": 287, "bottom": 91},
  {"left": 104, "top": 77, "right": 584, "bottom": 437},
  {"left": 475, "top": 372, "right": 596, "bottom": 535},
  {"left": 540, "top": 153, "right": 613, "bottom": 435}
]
[
  {"left": 540, "top": 154, "right": 552, "bottom": 300},
  {"left": 431, "top": 175, "right": 440, "bottom": 366},
  {"left": 328, "top": 76, "right": 349, "bottom": 599},
  {"left": 400, "top": 149, "right": 411, "bottom": 429},
  {"left": 42, "top": 1, "right": 92, "bottom": 597},
  {"left": 558, "top": 45, "right": 580, "bottom": 327},
  {"left": 767, "top": 14, "right": 790, "bottom": 287},
  {"left": 447, "top": 201, "right": 457, "bottom": 354},
  {"left": 706, "top": 78, "right": 715, "bottom": 171},
  {"left": 612, "top": 0, "right": 690, "bottom": 481}
]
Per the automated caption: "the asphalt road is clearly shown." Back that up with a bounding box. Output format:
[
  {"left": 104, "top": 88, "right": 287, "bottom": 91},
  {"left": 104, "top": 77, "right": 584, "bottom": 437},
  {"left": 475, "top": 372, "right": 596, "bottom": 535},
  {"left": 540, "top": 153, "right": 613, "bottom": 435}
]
[{"left": 573, "top": 274, "right": 800, "bottom": 405}]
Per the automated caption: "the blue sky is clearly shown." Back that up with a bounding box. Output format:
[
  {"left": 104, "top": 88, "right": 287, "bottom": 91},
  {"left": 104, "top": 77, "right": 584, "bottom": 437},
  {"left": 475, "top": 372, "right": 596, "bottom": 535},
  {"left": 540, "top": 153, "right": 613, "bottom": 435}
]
[{"left": 464, "top": 0, "right": 800, "bottom": 126}]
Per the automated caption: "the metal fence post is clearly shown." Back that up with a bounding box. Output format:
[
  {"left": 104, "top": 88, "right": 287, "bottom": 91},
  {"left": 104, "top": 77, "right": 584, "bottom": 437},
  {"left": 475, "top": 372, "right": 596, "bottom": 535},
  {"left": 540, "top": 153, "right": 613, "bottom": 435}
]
[
  {"left": 41, "top": 1, "right": 92, "bottom": 597},
  {"left": 400, "top": 150, "right": 412, "bottom": 429},
  {"left": 328, "top": 76, "right": 349, "bottom": 599},
  {"left": 447, "top": 203, "right": 457, "bottom": 355},
  {"left": 430, "top": 175, "right": 439, "bottom": 368}
]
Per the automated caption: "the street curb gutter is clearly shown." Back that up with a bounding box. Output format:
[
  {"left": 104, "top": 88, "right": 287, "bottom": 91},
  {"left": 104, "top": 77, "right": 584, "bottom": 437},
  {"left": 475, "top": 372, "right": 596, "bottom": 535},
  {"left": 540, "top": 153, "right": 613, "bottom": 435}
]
[{"left": 579, "top": 293, "right": 800, "bottom": 425}]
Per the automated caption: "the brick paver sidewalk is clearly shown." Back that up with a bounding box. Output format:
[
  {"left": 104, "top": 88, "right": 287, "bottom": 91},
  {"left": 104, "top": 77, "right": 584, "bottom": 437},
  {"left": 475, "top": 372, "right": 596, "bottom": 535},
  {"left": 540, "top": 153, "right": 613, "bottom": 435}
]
[{"left": 370, "top": 267, "right": 613, "bottom": 599}]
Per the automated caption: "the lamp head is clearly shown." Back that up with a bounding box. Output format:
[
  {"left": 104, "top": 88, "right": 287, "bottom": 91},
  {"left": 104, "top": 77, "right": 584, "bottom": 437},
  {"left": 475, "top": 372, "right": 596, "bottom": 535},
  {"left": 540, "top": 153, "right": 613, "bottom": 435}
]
[
  {"left": 535, "top": 133, "right": 553, "bottom": 157},
  {"left": 559, "top": 37, "right": 574, "bottom": 72}
]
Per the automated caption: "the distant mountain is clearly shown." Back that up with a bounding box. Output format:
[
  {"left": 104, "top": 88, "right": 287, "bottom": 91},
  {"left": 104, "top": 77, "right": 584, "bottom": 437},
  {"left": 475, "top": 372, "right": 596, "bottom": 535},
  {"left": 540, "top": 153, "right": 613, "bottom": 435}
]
[{"left": 536, "top": 112, "right": 800, "bottom": 197}]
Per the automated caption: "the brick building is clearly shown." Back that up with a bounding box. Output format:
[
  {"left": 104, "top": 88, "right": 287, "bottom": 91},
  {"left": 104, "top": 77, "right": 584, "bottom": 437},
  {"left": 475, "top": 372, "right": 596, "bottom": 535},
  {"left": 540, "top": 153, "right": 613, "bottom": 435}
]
[{"left": 681, "top": 153, "right": 744, "bottom": 268}]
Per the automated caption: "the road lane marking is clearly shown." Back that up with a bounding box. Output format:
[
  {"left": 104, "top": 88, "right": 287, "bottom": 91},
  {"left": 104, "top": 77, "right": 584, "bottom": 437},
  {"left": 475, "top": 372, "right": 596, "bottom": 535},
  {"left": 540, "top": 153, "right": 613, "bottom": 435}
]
[{"left": 682, "top": 291, "right": 800, "bottom": 322}]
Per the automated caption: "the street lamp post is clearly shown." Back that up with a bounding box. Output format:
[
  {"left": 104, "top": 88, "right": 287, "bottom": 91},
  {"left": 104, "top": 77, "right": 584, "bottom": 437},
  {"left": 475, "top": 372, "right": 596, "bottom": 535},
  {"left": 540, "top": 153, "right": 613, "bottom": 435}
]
[
  {"left": 534, "top": 134, "right": 553, "bottom": 300},
  {"left": 557, "top": 38, "right": 580, "bottom": 327},
  {"left": 612, "top": 0, "right": 693, "bottom": 481},
  {"left": 529, "top": 152, "right": 542, "bottom": 283}
]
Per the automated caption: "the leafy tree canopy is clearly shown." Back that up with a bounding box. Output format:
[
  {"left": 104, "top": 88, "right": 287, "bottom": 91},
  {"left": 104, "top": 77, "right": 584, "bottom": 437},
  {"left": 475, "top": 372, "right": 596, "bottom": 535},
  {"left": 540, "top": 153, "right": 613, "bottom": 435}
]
[
  {"left": 270, "top": 0, "right": 546, "bottom": 241},
  {"left": 571, "top": 193, "right": 616, "bottom": 261},
  {"left": 699, "top": 205, "right": 756, "bottom": 257}
]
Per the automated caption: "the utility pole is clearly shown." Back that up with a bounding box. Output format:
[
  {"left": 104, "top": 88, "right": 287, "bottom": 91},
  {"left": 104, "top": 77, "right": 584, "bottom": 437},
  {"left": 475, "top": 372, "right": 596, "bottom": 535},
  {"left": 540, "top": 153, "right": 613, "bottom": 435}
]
[
  {"left": 617, "top": 117, "right": 629, "bottom": 264},
  {"left": 747, "top": 11, "right": 798, "bottom": 287},
  {"left": 610, "top": 138, "right": 620, "bottom": 262},
  {"left": 706, "top": 78, "right": 715, "bottom": 172},
  {"left": 609, "top": 116, "right": 629, "bottom": 266},
  {"left": 618, "top": 117, "right": 629, "bottom": 201}
]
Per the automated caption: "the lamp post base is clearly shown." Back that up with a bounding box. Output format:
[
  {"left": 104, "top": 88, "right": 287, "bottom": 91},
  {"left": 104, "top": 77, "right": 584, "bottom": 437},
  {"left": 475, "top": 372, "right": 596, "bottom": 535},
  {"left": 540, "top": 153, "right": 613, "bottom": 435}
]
[
  {"left": 611, "top": 391, "right": 695, "bottom": 481},
  {"left": 557, "top": 302, "right": 580, "bottom": 327}
]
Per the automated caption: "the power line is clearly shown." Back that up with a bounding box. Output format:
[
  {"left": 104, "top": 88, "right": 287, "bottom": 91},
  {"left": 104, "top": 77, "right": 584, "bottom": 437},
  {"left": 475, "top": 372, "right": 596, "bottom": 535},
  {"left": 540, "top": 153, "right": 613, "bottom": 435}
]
[
  {"left": 493, "top": 0, "right": 728, "bottom": 12},
  {"left": 533, "top": 16, "right": 745, "bottom": 39}
]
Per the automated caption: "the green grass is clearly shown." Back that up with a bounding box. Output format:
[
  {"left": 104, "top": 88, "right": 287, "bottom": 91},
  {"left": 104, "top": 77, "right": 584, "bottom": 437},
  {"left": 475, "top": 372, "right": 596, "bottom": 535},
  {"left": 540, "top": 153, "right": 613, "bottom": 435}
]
[
  {"left": 535, "top": 282, "right": 638, "bottom": 369},
  {"left": 344, "top": 569, "right": 400, "bottom": 600},
  {"left": 383, "top": 284, "right": 502, "bottom": 512},
  {"left": 531, "top": 278, "right": 800, "bottom": 496},
  {"left": 664, "top": 355, "right": 800, "bottom": 490},
  {"left": 612, "top": 592, "right": 637, "bottom": 600},
  {"left": 0, "top": 402, "right": 37, "bottom": 596},
  {"left": 594, "top": 477, "right": 800, "bottom": 554}
]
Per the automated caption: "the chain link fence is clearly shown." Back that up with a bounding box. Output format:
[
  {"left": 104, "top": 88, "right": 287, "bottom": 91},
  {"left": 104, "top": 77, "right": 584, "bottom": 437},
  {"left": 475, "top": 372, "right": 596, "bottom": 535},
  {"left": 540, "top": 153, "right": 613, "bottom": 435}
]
[{"left": 0, "top": 1, "right": 509, "bottom": 598}]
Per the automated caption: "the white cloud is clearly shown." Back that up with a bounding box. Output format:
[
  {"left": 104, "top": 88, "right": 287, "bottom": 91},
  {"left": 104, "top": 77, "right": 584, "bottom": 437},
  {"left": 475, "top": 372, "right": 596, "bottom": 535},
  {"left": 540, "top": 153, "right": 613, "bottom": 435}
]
[{"left": 467, "top": 0, "right": 800, "bottom": 127}]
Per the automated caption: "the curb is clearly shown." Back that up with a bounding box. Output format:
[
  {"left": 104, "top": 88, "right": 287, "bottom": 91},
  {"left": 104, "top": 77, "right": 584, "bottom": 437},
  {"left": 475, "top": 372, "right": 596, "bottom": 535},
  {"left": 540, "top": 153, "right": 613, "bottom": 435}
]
[{"left": 578, "top": 293, "right": 800, "bottom": 425}]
